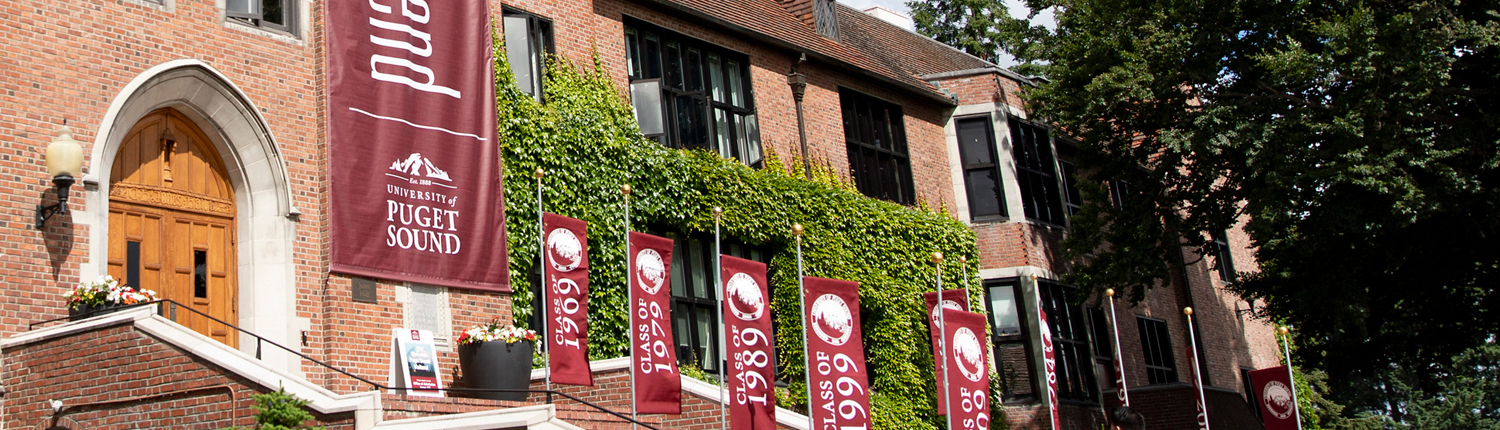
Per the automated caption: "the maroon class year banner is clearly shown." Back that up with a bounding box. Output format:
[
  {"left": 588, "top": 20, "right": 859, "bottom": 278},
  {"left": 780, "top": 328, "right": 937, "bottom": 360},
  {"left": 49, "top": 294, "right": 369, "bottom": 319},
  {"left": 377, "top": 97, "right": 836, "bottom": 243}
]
[
  {"left": 326, "top": 0, "right": 509, "bottom": 290},
  {"left": 943, "top": 309, "right": 993, "bottom": 430},
  {"left": 629, "top": 232, "right": 680, "bottom": 414},
  {"left": 722, "top": 256, "right": 775, "bottom": 430},
  {"left": 544, "top": 213, "right": 592, "bottom": 386},
  {"left": 804, "top": 277, "right": 873, "bottom": 429},
  {"left": 1250, "top": 366, "right": 1299, "bottom": 430},
  {"left": 924, "top": 289, "right": 968, "bottom": 414}
]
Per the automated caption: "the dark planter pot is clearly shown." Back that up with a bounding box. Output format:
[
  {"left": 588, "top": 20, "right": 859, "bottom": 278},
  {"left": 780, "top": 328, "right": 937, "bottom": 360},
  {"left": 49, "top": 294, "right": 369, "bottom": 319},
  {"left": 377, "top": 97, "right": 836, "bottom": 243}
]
[
  {"left": 457, "top": 341, "right": 534, "bottom": 401},
  {"left": 68, "top": 302, "right": 126, "bottom": 321}
]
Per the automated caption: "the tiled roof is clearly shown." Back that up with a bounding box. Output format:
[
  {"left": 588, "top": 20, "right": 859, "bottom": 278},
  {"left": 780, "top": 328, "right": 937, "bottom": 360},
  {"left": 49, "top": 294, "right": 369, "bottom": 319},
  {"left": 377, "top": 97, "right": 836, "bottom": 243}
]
[{"left": 834, "top": 3, "right": 997, "bottom": 77}]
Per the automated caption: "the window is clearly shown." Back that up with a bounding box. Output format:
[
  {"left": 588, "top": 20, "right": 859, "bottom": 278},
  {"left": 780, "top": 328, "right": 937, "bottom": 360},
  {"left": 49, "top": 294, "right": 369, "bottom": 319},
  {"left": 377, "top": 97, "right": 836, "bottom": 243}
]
[
  {"left": 668, "top": 235, "right": 765, "bottom": 374},
  {"left": 504, "top": 10, "right": 554, "bottom": 102},
  {"left": 1136, "top": 316, "right": 1178, "bottom": 384},
  {"left": 624, "top": 21, "right": 762, "bottom": 166},
  {"left": 1214, "top": 231, "right": 1237, "bottom": 283},
  {"left": 984, "top": 280, "right": 1034, "bottom": 403},
  {"left": 1241, "top": 367, "right": 1262, "bottom": 420},
  {"left": 227, "top": 0, "right": 295, "bottom": 33},
  {"left": 1010, "top": 117, "right": 1066, "bottom": 225},
  {"left": 957, "top": 116, "right": 1006, "bottom": 220},
  {"left": 1087, "top": 307, "right": 1116, "bottom": 393},
  {"left": 1038, "top": 282, "right": 1099, "bottom": 402},
  {"left": 1056, "top": 141, "right": 1083, "bottom": 218},
  {"left": 841, "top": 88, "right": 914, "bottom": 204}
]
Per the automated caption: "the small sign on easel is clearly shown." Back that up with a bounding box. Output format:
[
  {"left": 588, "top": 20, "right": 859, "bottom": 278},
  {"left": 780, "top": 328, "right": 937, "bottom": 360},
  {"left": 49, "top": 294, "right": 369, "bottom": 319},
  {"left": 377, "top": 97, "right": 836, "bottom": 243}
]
[{"left": 390, "top": 328, "right": 444, "bottom": 397}]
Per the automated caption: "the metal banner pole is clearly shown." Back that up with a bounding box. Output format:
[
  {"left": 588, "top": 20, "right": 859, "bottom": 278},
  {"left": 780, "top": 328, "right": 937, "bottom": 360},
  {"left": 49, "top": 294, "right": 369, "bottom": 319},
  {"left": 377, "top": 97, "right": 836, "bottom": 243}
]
[
  {"left": 1107, "top": 289, "right": 1129, "bottom": 406},
  {"left": 793, "top": 224, "right": 813, "bottom": 430},
  {"left": 1185, "top": 307, "right": 1210, "bottom": 430},
  {"left": 536, "top": 168, "right": 551, "bottom": 394},
  {"left": 714, "top": 207, "right": 728, "bottom": 430},
  {"left": 1281, "top": 326, "right": 1303, "bottom": 430},
  {"left": 623, "top": 184, "right": 637, "bottom": 428},
  {"left": 934, "top": 252, "right": 952, "bottom": 430},
  {"left": 958, "top": 256, "right": 970, "bottom": 303}
]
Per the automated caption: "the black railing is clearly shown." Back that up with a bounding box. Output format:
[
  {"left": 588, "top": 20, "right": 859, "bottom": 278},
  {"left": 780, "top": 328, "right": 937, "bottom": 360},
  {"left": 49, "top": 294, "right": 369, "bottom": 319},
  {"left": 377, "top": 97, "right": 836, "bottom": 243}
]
[{"left": 32, "top": 300, "right": 661, "bottom": 430}]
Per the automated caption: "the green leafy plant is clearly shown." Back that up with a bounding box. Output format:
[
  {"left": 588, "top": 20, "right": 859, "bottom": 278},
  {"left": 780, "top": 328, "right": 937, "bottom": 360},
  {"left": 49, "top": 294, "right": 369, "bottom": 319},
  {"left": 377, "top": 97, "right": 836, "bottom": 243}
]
[{"left": 495, "top": 46, "right": 997, "bottom": 429}]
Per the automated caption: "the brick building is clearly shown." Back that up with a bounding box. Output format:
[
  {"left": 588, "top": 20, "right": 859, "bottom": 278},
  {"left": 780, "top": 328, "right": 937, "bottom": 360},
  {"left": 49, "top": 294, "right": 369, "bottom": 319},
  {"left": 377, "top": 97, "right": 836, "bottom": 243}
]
[{"left": 0, "top": 0, "right": 1280, "bottom": 428}]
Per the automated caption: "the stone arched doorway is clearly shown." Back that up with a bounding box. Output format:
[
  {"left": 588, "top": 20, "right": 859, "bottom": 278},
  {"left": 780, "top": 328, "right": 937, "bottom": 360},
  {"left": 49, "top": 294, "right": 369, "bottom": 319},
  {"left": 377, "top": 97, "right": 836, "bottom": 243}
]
[{"left": 108, "top": 108, "right": 238, "bottom": 347}]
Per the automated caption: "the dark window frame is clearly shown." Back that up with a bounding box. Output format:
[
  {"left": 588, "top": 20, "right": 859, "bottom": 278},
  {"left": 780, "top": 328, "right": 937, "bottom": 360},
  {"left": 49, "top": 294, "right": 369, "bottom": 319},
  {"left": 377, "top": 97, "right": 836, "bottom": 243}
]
[
  {"left": 1038, "top": 282, "right": 1100, "bottom": 403},
  {"left": 1056, "top": 139, "right": 1083, "bottom": 220},
  {"left": 663, "top": 232, "right": 767, "bottom": 375},
  {"left": 983, "top": 278, "right": 1036, "bottom": 404},
  {"left": 624, "top": 19, "right": 762, "bottom": 167},
  {"left": 226, "top": 0, "right": 295, "bottom": 35},
  {"left": 503, "top": 8, "right": 555, "bottom": 102},
  {"left": 1009, "top": 116, "right": 1067, "bottom": 225},
  {"left": 956, "top": 115, "right": 1007, "bottom": 221},
  {"left": 1214, "top": 231, "right": 1237, "bottom": 283},
  {"left": 1136, "top": 316, "right": 1179, "bottom": 385},
  {"left": 841, "top": 87, "right": 915, "bottom": 205}
]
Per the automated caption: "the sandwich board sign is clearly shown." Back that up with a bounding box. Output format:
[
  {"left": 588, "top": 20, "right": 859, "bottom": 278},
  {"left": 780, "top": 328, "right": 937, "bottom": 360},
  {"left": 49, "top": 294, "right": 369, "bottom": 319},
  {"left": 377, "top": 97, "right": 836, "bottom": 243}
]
[{"left": 391, "top": 328, "right": 444, "bottom": 397}]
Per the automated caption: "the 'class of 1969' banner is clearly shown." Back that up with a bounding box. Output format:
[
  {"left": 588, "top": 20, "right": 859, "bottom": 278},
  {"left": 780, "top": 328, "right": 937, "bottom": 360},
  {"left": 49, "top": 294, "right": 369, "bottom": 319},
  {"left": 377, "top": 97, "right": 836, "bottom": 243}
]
[
  {"left": 544, "top": 213, "right": 592, "bottom": 386},
  {"left": 925, "top": 289, "right": 969, "bottom": 414},
  {"left": 943, "top": 309, "right": 992, "bottom": 429},
  {"left": 629, "top": 232, "right": 680, "bottom": 414},
  {"left": 326, "top": 0, "right": 509, "bottom": 290},
  {"left": 804, "top": 277, "right": 873, "bottom": 429},
  {"left": 722, "top": 256, "right": 776, "bottom": 430}
]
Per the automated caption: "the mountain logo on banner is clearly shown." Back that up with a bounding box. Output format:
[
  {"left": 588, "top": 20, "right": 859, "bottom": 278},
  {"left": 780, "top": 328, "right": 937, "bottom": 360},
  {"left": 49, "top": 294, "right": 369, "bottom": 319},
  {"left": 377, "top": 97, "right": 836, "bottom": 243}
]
[
  {"left": 389, "top": 153, "right": 453, "bottom": 182},
  {"left": 635, "top": 249, "right": 666, "bottom": 295},
  {"left": 811, "top": 294, "right": 854, "bottom": 346},
  {"left": 726, "top": 272, "right": 765, "bottom": 321},
  {"left": 1262, "top": 380, "right": 1295, "bottom": 419},
  {"left": 929, "top": 300, "right": 964, "bottom": 325},
  {"left": 546, "top": 229, "right": 583, "bottom": 272},
  {"left": 953, "top": 327, "right": 986, "bottom": 382}
]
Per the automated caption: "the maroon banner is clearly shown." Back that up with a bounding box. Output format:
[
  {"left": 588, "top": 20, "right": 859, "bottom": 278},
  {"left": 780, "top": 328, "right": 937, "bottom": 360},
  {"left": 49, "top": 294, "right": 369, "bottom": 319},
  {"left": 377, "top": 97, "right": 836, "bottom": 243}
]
[
  {"left": 326, "top": 0, "right": 509, "bottom": 290},
  {"left": 804, "top": 277, "right": 873, "bottom": 429},
  {"left": 1187, "top": 347, "right": 1208, "bottom": 430},
  {"left": 722, "top": 256, "right": 775, "bottom": 430},
  {"left": 943, "top": 310, "right": 993, "bottom": 429},
  {"left": 1250, "top": 366, "right": 1298, "bottom": 430},
  {"left": 544, "top": 214, "right": 591, "bottom": 386},
  {"left": 630, "top": 232, "right": 680, "bottom": 414},
  {"left": 924, "top": 289, "right": 969, "bottom": 414},
  {"left": 1039, "top": 307, "right": 1060, "bottom": 430}
]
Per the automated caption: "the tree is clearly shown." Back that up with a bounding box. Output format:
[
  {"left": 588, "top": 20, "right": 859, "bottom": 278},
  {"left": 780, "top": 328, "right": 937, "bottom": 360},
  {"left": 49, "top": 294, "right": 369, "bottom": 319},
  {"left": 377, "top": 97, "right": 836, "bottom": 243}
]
[{"left": 917, "top": 0, "right": 1500, "bottom": 417}]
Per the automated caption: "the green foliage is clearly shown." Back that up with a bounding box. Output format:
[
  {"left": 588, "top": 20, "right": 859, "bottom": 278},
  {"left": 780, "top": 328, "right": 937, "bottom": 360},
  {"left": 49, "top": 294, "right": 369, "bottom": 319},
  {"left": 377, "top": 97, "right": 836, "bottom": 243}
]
[
  {"left": 963, "top": 0, "right": 1500, "bottom": 416},
  {"left": 231, "top": 387, "right": 326, "bottom": 430},
  {"left": 495, "top": 48, "right": 992, "bottom": 428}
]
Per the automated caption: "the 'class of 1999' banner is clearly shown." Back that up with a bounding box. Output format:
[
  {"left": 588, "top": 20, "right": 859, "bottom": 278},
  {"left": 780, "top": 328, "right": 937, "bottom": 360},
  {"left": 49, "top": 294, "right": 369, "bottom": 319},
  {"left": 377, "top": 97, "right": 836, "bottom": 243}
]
[
  {"left": 804, "top": 277, "right": 873, "bottom": 429},
  {"left": 544, "top": 213, "right": 592, "bottom": 386},
  {"left": 629, "top": 232, "right": 680, "bottom": 414},
  {"left": 722, "top": 256, "right": 776, "bottom": 430},
  {"left": 326, "top": 0, "right": 509, "bottom": 290},
  {"left": 925, "top": 289, "right": 969, "bottom": 414},
  {"left": 943, "top": 309, "right": 992, "bottom": 429}
]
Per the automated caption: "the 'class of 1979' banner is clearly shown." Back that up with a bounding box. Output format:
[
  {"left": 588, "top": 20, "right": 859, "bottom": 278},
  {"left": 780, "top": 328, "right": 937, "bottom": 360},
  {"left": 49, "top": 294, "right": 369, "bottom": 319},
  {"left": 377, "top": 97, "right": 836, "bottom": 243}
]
[
  {"left": 943, "top": 309, "right": 992, "bottom": 430},
  {"left": 326, "top": 0, "right": 509, "bottom": 290},
  {"left": 804, "top": 277, "right": 873, "bottom": 429},
  {"left": 544, "top": 213, "right": 592, "bottom": 386},
  {"left": 629, "top": 232, "right": 680, "bottom": 414},
  {"left": 722, "top": 256, "right": 776, "bottom": 430},
  {"left": 925, "top": 289, "right": 969, "bottom": 414}
]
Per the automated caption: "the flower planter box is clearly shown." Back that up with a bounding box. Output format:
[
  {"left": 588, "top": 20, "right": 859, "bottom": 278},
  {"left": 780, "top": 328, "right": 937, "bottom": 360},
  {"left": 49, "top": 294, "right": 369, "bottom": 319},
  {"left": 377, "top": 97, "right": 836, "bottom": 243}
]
[
  {"left": 456, "top": 341, "right": 533, "bottom": 401},
  {"left": 68, "top": 302, "right": 127, "bottom": 321}
]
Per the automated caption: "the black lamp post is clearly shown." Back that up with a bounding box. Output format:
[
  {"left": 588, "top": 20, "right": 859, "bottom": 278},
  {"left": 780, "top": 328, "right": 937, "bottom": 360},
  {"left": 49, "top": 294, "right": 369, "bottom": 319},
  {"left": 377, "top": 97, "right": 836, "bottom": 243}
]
[{"left": 37, "top": 125, "right": 84, "bottom": 230}]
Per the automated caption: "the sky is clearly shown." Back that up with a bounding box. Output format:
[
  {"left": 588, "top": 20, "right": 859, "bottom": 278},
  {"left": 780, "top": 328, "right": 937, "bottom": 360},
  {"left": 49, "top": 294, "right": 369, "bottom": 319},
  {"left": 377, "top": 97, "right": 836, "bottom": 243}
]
[{"left": 835, "top": 0, "right": 1056, "bottom": 67}]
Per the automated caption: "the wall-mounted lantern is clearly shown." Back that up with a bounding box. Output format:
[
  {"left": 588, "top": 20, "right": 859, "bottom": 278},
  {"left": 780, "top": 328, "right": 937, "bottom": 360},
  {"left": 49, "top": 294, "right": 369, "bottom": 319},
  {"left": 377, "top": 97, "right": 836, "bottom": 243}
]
[{"left": 36, "top": 125, "right": 84, "bottom": 230}]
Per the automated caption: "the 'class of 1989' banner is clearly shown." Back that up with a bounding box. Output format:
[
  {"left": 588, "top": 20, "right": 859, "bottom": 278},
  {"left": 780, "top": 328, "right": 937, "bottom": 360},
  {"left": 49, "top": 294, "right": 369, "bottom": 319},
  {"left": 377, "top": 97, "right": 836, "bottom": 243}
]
[
  {"left": 925, "top": 289, "right": 969, "bottom": 414},
  {"left": 629, "top": 232, "right": 680, "bottom": 414},
  {"left": 943, "top": 309, "right": 992, "bottom": 429},
  {"left": 722, "top": 256, "right": 776, "bottom": 430},
  {"left": 804, "top": 277, "right": 873, "bottom": 429},
  {"left": 326, "top": 0, "right": 509, "bottom": 290},
  {"left": 544, "top": 213, "right": 592, "bottom": 386}
]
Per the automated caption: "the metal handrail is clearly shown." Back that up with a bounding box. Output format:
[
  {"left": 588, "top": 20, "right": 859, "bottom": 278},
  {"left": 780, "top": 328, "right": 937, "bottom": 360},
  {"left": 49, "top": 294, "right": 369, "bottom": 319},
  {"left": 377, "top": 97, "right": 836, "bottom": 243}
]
[{"left": 32, "top": 300, "right": 661, "bottom": 430}]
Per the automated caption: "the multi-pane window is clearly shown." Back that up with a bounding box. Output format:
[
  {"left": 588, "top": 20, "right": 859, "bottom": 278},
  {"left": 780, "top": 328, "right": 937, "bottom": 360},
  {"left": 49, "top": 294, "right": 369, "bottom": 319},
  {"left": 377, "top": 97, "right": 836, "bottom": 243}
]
[
  {"left": 1214, "top": 231, "right": 1237, "bottom": 283},
  {"left": 1057, "top": 141, "right": 1083, "bottom": 218},
  {"left": 1010, "top": 117, "right": 1066, "bottom": 225},
  {"left": 667, "top": 235, "right": 765, "bottom": 374},
  {"left": 841, "top": 88, "right": 914, "bottom": 204},
  {"left": 984, "top": 280, "right": 1034, "bottom": 403},
  {"left": 503, "top": 10, "right": 554, "bottom": 102},
  {"left": 226, "top": 0, "right": 294, "bottom": 33},
  {"left": 1039, "top": 282, "right": 1099, "bottom": 402},
  {"left": 1087, "top": 307, "right": 1117, "bottom": 392},
  {"left": 624, "top": 22, "right": 762, "bottom": 166},
  {"left": 1136, "top": 316, "right": 1178, "bottom": 384},
  {"left": 957, "top": 116, "right": 1006, "bottom": 220}
]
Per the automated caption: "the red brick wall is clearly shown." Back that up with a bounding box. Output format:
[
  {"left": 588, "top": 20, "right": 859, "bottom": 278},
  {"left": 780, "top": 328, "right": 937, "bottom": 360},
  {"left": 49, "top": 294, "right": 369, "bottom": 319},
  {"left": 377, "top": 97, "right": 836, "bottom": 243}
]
[{"left": 2, "top": 322, "right": 355, "bottom": 430}]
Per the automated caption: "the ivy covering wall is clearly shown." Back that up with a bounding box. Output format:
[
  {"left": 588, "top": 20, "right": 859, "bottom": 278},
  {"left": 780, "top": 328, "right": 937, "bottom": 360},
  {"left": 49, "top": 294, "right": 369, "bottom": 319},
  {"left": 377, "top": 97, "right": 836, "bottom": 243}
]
[{"left": 496, "top": 49, "right": 1003, "bottom": 429}]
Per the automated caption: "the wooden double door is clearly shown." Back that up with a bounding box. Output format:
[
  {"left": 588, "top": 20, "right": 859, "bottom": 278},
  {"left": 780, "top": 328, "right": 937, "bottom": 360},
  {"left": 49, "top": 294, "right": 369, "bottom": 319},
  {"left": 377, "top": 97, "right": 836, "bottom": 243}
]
[{"left": 107, "top": 109, "right": 238, "bottom": 347}]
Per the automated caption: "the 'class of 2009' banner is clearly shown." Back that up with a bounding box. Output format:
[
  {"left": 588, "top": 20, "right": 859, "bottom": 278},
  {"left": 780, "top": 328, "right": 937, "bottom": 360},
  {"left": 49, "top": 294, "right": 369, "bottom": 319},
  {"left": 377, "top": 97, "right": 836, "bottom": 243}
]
[
  {"left": 943, "top": 309, "right": 993, "bottom": 429},
  {"left": 804, "top": 277, "right": 873, "bottom": 429},
  {"left": 924, "top": 289, "right": 969, "bottom": 415},
  {"left": 326, "top": 0, "right": 509, "bottom": 290},
  {"left": 544, "top": 213, "right": 592, "bottom": 386},
  {"left": 629, "top": 232, "right": 680, "bottom": 413},
  {"left": 722, "top": 256, "right": 776, "bottom": 429}
]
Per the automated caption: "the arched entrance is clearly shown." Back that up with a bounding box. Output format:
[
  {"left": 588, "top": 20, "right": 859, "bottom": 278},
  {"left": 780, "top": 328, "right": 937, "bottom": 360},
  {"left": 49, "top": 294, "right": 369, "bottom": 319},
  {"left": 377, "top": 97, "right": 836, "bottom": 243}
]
[{"left": 108, "top": 108, "right": 237, "bottom": 347}]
